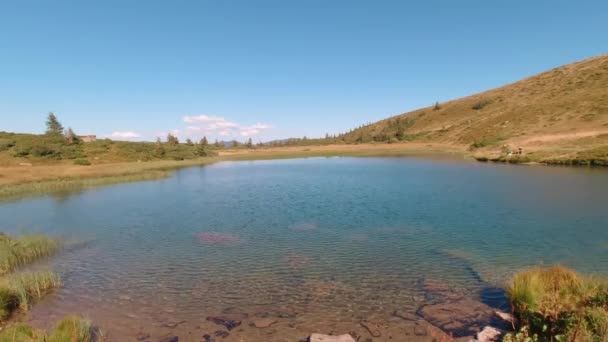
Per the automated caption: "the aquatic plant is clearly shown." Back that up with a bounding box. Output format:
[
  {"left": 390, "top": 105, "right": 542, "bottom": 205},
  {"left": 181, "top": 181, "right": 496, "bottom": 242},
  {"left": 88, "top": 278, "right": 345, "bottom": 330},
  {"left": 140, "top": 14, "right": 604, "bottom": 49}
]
[
  {"left": 47, "top": 316, "right": 94, "bottom": 342},
  {"left": 0, "top": 323, "right": 38, "bottom": 342},
  {"left": 1, "top": 271, "right": 61, "bottom": 311},
  {"left": 506, "top": 265, "right": 608, "bottom": 341},
  {"left": 0, "top": 233, "right": 62, "bottom": 275},
  {"left": 0, "top": 286, "right": 17, "bottom": 320},
  {"left": 0, "top": 316, "right": 94, "bottom": 342}
]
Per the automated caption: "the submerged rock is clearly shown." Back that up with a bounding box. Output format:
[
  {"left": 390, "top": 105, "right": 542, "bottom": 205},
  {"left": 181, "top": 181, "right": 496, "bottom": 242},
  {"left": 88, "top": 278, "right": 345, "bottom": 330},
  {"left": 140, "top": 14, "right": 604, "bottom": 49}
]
[
  {"left": 477, "top": 326, "right": 503, "bottom": 342},
  {"left": 359, "top": 320, "right": 382, "bottom": 337},
  {"left": 161, "top": 320, "right": 186, "bottom": 328},
  {"left": 417, "top": 298, "right": 500, "bottom": 337},
  {"left": 195, "top": 232, "right": 240, "bottom": 245},
  {"left": 494, "top": 310, "right": 515, "bottom": 325},
  {"left": 214, "top": 330, "right": 230, "bottom": 338},
  {"left": 158, "top": 337, "right": 178, "bottom": 342},
  {"left": 135, "top": 333, "right": 150, "bottom": 341},
  {"left": 284, "top": 253, "right": 311, "bottom": 269},
  {"left": 421, "top": 278, "right": 465, "bottom": 302},
  {"left": 252, "top": 318, "right": 278, "bottom": 328},
  {"left": 206, "top": 316, "right": 242, "bottom": 331},
  {"left": 308, "top": 333, "right": 355, "bottom": 342}
]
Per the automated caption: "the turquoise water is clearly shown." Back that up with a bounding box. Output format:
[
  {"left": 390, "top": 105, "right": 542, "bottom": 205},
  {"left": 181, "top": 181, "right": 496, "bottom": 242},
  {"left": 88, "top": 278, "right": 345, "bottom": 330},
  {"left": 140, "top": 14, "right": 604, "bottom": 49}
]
[{"left": 1, "top": 157, "right": 608, "bottom": 339}]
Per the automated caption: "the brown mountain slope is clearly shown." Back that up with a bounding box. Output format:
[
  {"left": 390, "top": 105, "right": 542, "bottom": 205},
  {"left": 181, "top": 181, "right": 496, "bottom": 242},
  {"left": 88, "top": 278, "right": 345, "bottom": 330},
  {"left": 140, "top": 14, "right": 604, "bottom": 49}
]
[{"left": 341, "top": 54, "right": 608, "bottom": 165}]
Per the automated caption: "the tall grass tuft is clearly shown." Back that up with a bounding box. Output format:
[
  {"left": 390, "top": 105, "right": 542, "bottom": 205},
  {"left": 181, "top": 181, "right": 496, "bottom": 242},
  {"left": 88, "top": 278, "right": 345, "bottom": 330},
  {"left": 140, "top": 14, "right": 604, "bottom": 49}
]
[
  {"left": 0, "top": 316, "right": 94, "bottom": 342},
  {"left": 0, "top": 286, "right": 18, "bottom": 320},
  {"left": 0, "top": 233, "right": 62, "bottom": 275},
  {"left": 506, "top": 265, "right": 608, "bottom": 341},
  {"left": 2, "top": 271, "right": 61, "bottom": 311},
  {"left": 47, "top": 316, "right": 94, "bottom": 342},
  {"left": 0, "top": 323, "right": 38, "bottom": 342}
]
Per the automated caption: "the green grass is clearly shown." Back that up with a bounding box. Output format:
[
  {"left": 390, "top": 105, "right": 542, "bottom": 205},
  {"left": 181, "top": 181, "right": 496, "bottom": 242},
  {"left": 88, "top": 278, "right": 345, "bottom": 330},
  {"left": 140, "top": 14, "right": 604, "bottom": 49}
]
[
  {"left": 0, "top": 316, "right": 93, "bottom": 342},
  {"left": 0, "top": 271, "right": 61, "bottom": 321},
  {"left": 0, "top": 170, "right": 170, "bottom": 199},
  {"left": 469, "top": 135, "right": 507, "bottom": 149},
  {"left": 0, "top": 233, "right": 61, "bottom": 275},
  {"left": 2, "top": 271, "right": 61, "bottom": 311},
  {"left": 47, "top": 316, "right": 94, "bottom": 342},
  {"left": 0, "top": 233, "right": 62, "bottom": 320},
  {"left": 506, "top": 265, "right": 608, "bottom": 341},
  {"left": 0, "top": 131, "right": 218, "bottom": 164},
  {"left": 0, "top": 323, "right": 38, "bottom": 342},
  {"left": 0, "top": 286, "right": 17, "bottom": 320}
]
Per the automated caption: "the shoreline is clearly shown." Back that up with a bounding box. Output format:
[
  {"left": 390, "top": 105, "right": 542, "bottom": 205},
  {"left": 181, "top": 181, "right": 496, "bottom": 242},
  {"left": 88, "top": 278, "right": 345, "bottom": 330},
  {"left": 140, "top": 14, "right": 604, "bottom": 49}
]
[
  {"left": 0, "top": 143, "right": 466, "bottom": 199},
  {"left": 1, "top": 142, "right": 606, "bottom": 200}
]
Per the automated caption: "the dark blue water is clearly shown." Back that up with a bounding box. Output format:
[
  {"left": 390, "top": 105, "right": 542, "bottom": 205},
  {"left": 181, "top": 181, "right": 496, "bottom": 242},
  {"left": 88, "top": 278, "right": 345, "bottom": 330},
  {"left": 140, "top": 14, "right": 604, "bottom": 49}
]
[{"left": 1, "top": 157, "right": 607, "bottom": 338}]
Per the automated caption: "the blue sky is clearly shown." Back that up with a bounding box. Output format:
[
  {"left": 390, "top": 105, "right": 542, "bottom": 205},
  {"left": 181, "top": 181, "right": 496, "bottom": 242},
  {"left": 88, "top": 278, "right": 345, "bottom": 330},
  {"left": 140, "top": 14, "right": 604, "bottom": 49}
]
[{"left": 0, "top": 1, "right": 606, "bottom": 142}]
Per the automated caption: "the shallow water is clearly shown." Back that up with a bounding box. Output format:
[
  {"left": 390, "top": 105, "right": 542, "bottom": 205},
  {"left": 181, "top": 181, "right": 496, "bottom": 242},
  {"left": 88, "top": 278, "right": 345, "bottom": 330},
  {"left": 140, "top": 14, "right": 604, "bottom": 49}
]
[{"left": 1, "top": 157, "right": 608, "bottom": 340}]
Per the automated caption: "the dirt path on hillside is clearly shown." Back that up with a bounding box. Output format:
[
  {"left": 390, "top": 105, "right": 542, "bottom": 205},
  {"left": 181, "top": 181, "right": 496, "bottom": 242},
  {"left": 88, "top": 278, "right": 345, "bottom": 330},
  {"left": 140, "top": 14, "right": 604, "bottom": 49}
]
[{"left": 517, "top": 129, "right": 608, "bottom": 145}]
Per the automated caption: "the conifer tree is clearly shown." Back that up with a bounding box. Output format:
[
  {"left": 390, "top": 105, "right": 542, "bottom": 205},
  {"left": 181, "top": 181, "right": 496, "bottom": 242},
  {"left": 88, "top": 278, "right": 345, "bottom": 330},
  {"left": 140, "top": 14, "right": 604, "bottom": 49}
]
[{"left": 45, "top": 112, "right": 64, "bottom": 135}]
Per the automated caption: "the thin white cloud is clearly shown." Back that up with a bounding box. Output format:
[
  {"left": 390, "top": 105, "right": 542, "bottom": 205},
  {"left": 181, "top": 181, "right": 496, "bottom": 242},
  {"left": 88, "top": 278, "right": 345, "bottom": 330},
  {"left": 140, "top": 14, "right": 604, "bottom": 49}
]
[
  {"left": 110, "top": 131, "right": 141, "bottom": 140},
  {"left": 239, "top": 123, "right": 274, "bottom": 136},
  {"left": 182, "top": 115, "right": 272, "bottom": 139}
]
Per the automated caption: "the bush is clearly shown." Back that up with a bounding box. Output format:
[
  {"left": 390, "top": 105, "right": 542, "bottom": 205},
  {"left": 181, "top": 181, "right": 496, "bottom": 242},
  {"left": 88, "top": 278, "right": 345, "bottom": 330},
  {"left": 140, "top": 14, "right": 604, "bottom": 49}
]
[
  {"left": 10, "top": 142, "right": 32, "bottom": 157},
  {"left": 0, "top": 138, "right": 15, "bottom": 151},
  {"left": 507, "top": 265, "right": 608, "bottom": 341},
  {"left": 472, "top": 99, "right": 492, "bottom": 110},
  {"left": 30, "top": 144, "right": 61, "bottom": 158},
  {"left": 469, "top": 136, "right": 506, "bottom": 149},
  {"left": 74, "top": 159, "right": 91, "bottom": 166}
]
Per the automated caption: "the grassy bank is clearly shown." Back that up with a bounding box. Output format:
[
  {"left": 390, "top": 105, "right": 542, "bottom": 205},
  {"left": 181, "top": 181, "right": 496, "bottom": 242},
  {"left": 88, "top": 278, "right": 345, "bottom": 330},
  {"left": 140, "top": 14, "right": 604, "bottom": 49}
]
[
  {"left": 0, "top": 234, "right": 62, "bottom": 275},
  {"left": 0, "top": 143, "right": 465, "bottom": 199},
  {"left": 1, "top": 140, "right": 606, "bottom": 200},
  {"left": 505, "top": 265, "right": 608, "bottom": 341},
  {"left": 0, "top": 233, "right": 62, "bottom": 321},
  {"left": 0, "top": 157, "right": 224, "bottom": 199}
]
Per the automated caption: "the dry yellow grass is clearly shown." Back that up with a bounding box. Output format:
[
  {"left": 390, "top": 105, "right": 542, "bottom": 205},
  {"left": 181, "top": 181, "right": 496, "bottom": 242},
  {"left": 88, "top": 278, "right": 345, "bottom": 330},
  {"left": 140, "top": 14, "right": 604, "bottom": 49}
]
[{"left": 344, "top": 54, "right": 608, "bottom": 162}]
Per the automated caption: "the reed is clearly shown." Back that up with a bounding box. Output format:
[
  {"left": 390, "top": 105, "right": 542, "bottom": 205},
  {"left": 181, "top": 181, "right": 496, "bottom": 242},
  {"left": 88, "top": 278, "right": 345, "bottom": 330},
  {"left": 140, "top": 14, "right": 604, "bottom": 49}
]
[
  {"left": 47, "top": 316, "right": 94, "bottom": 342},
  {"left": 1, "top": 271, "right": 61, "bottom": 311},
  {"left": 0, "top": 323, "right": 38, "bottom": 342},
  {"left": 0, "top": 316, "right": 94, "bottom": 342},
  {"left": 0, "top": 233, "right": 61, "bottom": 275}
]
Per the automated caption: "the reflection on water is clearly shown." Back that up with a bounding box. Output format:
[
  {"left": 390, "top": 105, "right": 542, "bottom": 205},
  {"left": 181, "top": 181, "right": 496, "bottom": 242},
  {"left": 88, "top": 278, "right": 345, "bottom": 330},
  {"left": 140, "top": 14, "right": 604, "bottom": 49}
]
[{"left": 1, "top": 157, "right": 608, "bottom": 340}]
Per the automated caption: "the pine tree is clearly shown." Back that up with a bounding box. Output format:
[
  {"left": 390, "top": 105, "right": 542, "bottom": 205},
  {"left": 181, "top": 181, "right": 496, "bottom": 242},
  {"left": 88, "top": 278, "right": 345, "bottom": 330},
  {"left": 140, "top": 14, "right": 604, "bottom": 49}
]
[
  {"left": 246, "top": 137, "right": 253, "bottom": 148},
  {"left": 196, "top": 138, "right": 208, "bottom": 156},
  {"left": 45, "top": 112, "right": 64, "bottom": 136},
  {"left": 214, "top": 139, "right": 221, "bottom": 148},
  {"left": 185, "top": 138, "right": 194, "bottom": 146}
]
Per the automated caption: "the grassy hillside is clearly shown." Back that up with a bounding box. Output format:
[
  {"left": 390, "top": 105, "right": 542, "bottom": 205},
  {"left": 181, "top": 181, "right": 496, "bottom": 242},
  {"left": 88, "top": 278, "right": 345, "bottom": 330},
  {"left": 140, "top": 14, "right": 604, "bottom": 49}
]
[{"left": 338, "top": 54, "right": 608, "bottom": 165}]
